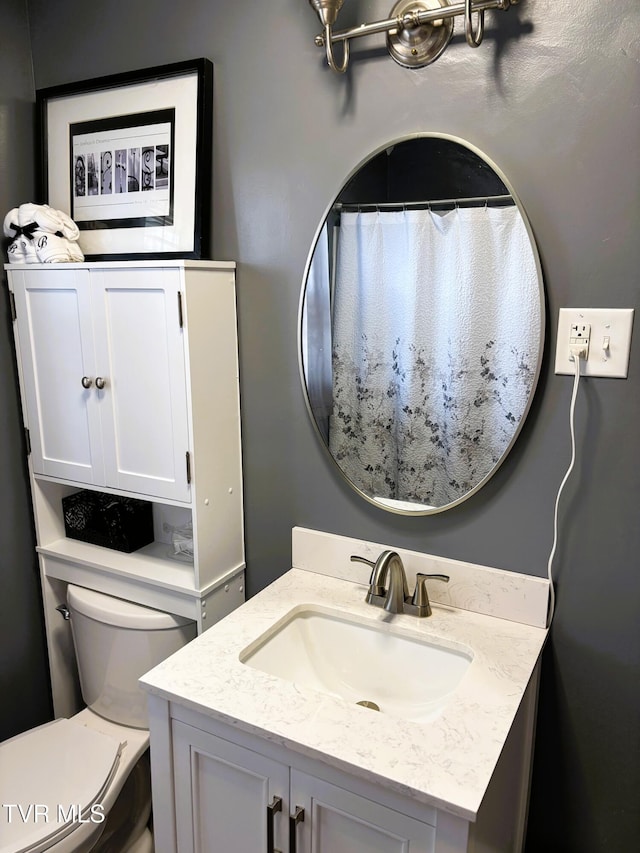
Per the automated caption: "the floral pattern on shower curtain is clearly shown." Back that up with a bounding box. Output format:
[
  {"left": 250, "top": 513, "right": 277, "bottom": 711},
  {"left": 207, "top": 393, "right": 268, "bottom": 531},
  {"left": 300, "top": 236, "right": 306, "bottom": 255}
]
[{"left": 329, "top": 206, "right": 541, "bottom": 508}]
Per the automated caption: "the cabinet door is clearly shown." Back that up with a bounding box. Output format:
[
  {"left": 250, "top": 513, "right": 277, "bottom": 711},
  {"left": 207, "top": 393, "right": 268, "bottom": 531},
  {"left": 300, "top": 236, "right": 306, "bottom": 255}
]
[
  {"left": 290, "top": 770, "right": 436, "bottom": 853},
  {"left": 172, "top": 722, "right": 290, "bottom": 853},
  {"left": 11, "top": 268, "right": 105, "bottom": 485},
  {"left": 90, "top": 268, "right": 191, "bottom": 501}
]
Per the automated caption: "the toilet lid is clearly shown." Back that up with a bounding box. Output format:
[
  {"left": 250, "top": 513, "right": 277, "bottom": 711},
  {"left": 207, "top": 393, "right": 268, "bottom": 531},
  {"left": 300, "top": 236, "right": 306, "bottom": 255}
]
[{"left": 0, "top": 718, "right": 123, "bottom": 853}]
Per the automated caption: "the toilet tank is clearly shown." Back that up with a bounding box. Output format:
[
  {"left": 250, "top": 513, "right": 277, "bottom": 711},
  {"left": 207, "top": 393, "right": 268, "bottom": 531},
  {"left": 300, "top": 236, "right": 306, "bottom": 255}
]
[{"left": 67, "top": 586, "right": 197, "bottom": 728}]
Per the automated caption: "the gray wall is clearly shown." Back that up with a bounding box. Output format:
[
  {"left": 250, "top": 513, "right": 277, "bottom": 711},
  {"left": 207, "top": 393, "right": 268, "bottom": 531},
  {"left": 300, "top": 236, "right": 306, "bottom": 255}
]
[
  {"left": 21, "top": 0, "right": 640, "bottom": 850},
  {"left": 0, "top": 0, "right": 52, "bottom": 738}
]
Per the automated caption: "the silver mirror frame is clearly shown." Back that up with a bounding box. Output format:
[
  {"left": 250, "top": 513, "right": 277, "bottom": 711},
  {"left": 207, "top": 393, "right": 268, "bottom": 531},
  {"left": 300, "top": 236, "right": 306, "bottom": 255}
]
[{"left": 298, "top": 132, "right": 545, "bottom": 515}]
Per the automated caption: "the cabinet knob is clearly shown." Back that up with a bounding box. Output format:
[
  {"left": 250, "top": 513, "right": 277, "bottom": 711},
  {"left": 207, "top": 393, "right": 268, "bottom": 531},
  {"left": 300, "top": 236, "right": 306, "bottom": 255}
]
[
  {"left": 95, "top": 376, "right": 106, "bottom": 390},
  {"left": 81, "top": 376, "right": 93, "bottom": 389}
]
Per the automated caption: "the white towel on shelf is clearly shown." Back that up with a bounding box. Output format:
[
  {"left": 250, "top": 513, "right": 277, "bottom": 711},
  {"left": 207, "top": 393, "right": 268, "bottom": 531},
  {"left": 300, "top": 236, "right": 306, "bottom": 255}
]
[
  {"left": 18, "top": 202, "right": 80, "bottom": 241},
  {"left": 3, "top": 208, "right": 20, "bottom": 239},
  {"left": 32, "top": 231, "right": 85, "bottom": 263},
  {"left": 4, "top": 202, "right": 84, "bottom": 264},
  {"left": 4, "top": 208, "right": 38, "bottom": 262}
]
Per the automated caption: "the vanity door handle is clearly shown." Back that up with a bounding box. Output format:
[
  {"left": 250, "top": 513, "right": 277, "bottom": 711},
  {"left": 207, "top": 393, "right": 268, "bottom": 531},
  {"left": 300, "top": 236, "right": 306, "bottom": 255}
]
[
  {"left": 95, "top": 376, "right": 106, "bottom": 390},
  {"left": 267, "top": 795, "right": 282, "bottom": 853},
  {"left": 289, "top": 806, "right": 305, "bottom": 853}
]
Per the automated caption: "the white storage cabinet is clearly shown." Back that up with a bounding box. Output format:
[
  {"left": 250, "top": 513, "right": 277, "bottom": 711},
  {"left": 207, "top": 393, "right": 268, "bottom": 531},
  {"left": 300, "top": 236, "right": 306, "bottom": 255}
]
[{"left": 6, "top": 261, "right": 245, "bottom": 717}]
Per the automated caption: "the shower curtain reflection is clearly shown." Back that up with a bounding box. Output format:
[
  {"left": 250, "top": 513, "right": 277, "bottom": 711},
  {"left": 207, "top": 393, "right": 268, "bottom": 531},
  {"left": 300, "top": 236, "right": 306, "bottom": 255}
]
[{"left": 328, "top": 206, "right": 541, "bottom": 507}]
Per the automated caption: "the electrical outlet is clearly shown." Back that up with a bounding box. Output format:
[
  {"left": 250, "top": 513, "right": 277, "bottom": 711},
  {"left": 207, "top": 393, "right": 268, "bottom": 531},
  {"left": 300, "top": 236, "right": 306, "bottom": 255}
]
[
  {"left": 570, "top": 323, "right": 591, "bottom": 360},
  {"left": 555, "top": 309, "right": 635, "bottom": 377}
]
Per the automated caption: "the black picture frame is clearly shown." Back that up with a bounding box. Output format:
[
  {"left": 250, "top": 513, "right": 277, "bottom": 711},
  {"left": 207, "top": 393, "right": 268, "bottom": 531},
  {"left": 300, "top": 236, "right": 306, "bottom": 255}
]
[{"left": 36, "top": 58, "right": 213, "bottom": 260}]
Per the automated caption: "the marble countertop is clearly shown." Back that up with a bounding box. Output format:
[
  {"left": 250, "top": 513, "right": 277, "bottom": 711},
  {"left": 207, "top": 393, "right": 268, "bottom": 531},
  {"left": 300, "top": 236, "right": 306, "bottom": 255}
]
[{"left": 140, "top": 567, "right": 547, "bottom": 821}]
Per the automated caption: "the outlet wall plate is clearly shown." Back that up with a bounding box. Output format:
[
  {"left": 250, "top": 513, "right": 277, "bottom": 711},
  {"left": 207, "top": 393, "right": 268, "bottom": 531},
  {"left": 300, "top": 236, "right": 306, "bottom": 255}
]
[{"left": 555, "top": 308, "right": 635, "bottom": 378}]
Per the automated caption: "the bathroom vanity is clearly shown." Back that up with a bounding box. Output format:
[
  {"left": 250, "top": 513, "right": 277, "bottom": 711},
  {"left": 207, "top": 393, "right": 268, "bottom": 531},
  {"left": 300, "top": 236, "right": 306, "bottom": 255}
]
[
  {"left": 141, "top": 527, "right": 549, "bottom": 853},
  {"left": 5, "top": 260, "right": 245, "bottom": 719}
]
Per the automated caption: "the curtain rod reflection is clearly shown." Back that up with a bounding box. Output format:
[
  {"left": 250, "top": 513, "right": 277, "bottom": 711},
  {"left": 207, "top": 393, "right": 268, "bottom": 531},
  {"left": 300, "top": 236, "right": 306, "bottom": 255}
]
[{"left": 334, "top": 194, "right": 515, "bottom": 213}]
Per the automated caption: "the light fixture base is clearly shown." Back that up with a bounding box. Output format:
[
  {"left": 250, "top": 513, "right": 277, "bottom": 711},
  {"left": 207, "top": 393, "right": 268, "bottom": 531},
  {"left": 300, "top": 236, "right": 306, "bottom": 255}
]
[{"left": 387, "top": 0, "right": 454, "bottom": 68}]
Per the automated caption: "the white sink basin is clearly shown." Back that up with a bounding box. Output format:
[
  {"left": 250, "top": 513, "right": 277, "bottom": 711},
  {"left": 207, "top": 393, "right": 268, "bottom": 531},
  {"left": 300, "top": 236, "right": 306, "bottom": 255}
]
[{"left": 240, "top": 605, "right": 473, "bottom": 723}]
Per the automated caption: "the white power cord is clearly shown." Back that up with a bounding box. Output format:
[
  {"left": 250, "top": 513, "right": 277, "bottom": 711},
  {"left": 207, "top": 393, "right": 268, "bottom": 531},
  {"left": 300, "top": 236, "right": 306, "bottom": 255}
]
[{"left": 546, "top": 348, "right": 584, "bottom": 627}]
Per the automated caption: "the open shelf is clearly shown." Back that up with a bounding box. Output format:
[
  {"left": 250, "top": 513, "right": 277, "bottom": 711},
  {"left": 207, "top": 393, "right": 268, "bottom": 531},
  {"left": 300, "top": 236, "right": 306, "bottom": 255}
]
[{"left": 38, "top": 538, "right": 198, "bottom": 596}]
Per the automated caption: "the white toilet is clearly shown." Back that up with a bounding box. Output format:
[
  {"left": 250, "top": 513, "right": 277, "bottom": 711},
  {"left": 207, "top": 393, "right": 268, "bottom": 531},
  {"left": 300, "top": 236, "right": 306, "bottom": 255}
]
[{"left": 0, "top": 586, "right": 197, "bottom": 853}]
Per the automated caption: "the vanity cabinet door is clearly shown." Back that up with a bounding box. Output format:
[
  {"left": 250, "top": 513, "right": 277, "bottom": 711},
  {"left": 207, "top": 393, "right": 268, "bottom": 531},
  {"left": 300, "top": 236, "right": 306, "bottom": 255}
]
[
  {"left": 172, "top": 721, "right": 290, "bottom": 853},
  {"left": 90, "top": 268, "right": 191, "bottom": 502},
  {"left": 10, "top": 268, "right": 105, "bottom": 485},
  {"left": 290, "top": 770, "right": 436, "bottom": 853}
]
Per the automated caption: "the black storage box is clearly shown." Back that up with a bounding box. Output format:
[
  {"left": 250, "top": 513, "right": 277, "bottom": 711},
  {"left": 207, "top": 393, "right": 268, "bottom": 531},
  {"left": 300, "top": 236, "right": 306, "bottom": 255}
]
[{"left": 62, "top": 490, "right": 154, "bottom": 553}]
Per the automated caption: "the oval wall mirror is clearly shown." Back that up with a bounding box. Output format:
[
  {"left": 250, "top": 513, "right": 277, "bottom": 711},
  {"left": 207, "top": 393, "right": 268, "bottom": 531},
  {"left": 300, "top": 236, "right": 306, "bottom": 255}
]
[{"left": 299, "top": 134, "right": 545, "bottom": 515}]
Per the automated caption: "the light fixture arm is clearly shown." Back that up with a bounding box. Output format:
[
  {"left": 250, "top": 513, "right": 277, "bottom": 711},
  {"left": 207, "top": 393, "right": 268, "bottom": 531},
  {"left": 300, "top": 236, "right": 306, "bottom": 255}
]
[
  {"left": 311, "top": 0, "right": 518, "bottom": 71},
  {"left": 465, "top": 0, "right": 485, "bottom": 47},
  {"left": 324, "top": 23, "right": 350, "bottom": 72}
]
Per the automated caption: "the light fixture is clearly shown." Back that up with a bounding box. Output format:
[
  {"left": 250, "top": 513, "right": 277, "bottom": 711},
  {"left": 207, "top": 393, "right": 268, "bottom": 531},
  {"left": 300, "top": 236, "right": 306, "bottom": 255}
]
[{"left": 307, "top": 0, "right": 520, "bottom": 73}]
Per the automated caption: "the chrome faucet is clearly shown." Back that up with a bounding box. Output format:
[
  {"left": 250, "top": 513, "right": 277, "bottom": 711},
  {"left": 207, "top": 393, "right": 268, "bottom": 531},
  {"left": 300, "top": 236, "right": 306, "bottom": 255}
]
[{"left": 351, "top": 550, "right": 449, "bottom": 617}]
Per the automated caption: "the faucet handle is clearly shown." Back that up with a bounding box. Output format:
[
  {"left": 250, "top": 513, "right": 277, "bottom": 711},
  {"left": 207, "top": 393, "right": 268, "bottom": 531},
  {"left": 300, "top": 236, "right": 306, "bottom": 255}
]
[
  {"left": 411, "top": 573, "right": 450, "bottom": 613},
  {"left": 351, "top": 554, "right": 386, "bottom": 595},
  {"left": 350, "top": 554, "right": 376, "bottom": 568}
]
